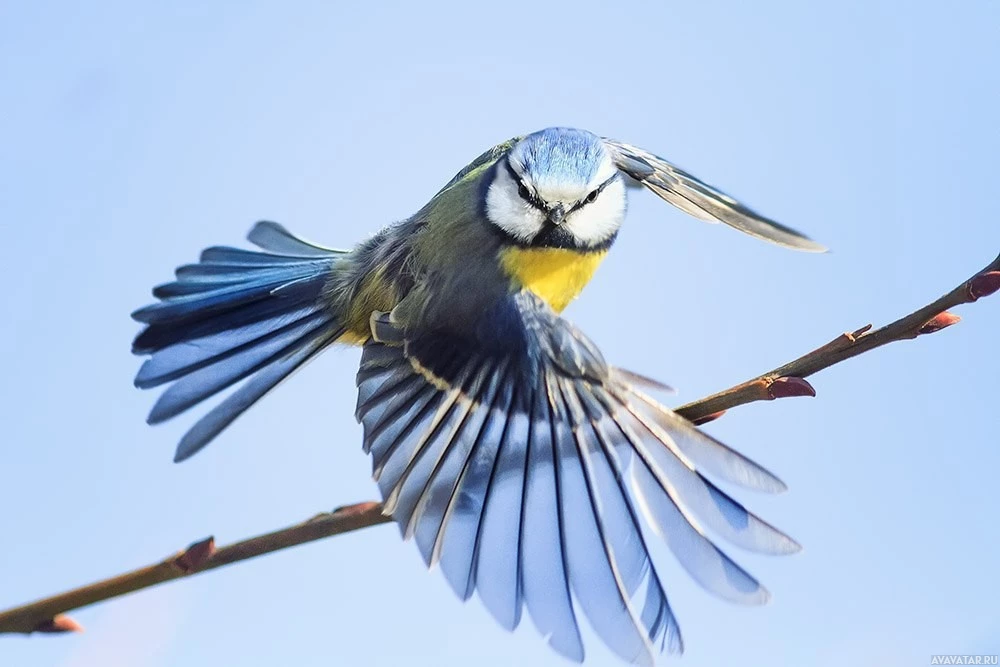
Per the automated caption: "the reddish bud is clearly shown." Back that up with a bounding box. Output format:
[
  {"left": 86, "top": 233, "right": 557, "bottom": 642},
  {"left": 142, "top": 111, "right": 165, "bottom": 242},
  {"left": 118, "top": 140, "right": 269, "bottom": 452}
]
[
  {"left": 768, "top": 376, "right": 816, "bottom": 399},
  {"left": 176, "top": 537, "right": 216, "bottom": 573},
  {"left": 969, "top": 271, "right": 1000, "bottom": 300},
  {"left": 691, "top": 410, "right": 726, "bottom": 426},
  {"left": 918, "top": 311, "right": 961, "bottom": 335},
  {"left": 33, "top": 615, "right": 83, "bottom": 634}
]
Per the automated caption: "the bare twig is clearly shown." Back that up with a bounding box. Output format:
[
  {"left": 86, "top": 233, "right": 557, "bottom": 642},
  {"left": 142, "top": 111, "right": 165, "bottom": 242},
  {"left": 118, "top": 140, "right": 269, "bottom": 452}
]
[
  {"left": 0, "top": 502, "right": 389, "bottom": 635},
  {"left": 676, "top": 254, "right": 1000, "bottom": 424},
  {"left": 1, "top": 254, "right": 997, "bottom": 637}
]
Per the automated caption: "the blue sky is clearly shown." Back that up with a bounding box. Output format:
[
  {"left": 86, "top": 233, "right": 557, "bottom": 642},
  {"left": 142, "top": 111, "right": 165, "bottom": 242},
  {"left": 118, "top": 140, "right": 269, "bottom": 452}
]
[{"left": 2, "top": 1, "right": 998, "bottom": 665}]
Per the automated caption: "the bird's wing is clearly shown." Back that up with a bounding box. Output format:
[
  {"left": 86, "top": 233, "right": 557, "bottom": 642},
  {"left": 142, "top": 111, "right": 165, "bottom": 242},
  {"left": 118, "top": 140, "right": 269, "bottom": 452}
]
[
  {"left": 355, "top": 293, "right": 799, "bottom": 665},
  {"left": 603, "top": 139, "right": 826, "bottom": 252},
  {"left": 433, "top": 136, "right": 524, "bottom": 197}
]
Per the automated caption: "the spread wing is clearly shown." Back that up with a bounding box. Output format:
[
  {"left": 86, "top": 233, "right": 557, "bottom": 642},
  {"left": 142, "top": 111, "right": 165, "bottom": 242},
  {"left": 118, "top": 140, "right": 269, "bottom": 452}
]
[
  {"left": 355, "top": 293, "right": 799, "bottom": 665},
  {"left": 604, "top": 139, "right": 826, "bottom": 252}
]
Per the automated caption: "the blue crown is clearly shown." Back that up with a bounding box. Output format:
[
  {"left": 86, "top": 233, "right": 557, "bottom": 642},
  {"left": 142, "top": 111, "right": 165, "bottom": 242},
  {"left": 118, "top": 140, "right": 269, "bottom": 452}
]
[{"left": 509, "top": 127, "right": 607, "bottom": 188}]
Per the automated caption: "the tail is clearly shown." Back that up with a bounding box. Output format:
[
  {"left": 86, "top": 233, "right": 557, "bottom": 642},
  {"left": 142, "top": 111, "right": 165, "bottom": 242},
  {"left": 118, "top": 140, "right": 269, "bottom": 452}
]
[{"left": 132, "top": 221, "right": 347, "bottom": 462}]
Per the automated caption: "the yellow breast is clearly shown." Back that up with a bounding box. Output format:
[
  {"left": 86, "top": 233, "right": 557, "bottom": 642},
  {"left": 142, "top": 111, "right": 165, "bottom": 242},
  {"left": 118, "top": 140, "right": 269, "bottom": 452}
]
[{"left": 499, "top": 246, "right": 608, "bottom": 313}]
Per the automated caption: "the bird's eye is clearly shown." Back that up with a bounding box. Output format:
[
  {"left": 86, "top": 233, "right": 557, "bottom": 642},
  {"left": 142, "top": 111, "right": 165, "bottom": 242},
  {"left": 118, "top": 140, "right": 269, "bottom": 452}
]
[
  {"left": 517, "top": 181, "right": 532, "bottom": 202},
  {"left": 584, "top": 189, "right": 599, "bottom": 204}
]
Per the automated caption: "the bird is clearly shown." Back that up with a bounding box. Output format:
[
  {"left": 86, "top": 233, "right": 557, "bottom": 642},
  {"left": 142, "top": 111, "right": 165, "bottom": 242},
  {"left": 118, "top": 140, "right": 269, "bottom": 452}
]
[{"left": 132, "top": 127, "right": 823, "bottom": 664}]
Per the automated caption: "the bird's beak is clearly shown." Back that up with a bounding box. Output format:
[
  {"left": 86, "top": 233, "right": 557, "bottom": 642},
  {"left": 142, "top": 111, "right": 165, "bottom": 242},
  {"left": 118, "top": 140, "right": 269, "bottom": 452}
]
[{"left": 547, "top": 204, "right": 566, "bottom": 226}]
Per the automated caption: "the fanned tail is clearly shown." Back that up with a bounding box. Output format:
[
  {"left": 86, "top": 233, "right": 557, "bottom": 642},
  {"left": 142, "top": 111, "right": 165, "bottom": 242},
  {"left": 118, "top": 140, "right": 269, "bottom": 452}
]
[{"left": 132, "top": 221, "right": 347, "bottom": 461}]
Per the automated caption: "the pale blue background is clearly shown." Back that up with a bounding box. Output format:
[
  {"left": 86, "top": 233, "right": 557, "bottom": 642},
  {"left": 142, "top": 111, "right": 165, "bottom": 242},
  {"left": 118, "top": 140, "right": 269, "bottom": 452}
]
[{"left": 2, "top": 2, "right": 998, "bottom": 666}]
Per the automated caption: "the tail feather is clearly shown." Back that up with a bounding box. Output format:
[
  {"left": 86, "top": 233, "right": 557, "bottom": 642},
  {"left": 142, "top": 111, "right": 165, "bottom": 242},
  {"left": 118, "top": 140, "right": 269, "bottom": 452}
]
[
  {"left": 147, "top": 312, "right": 333, "bottom": 423},
  {"left": 135, "top": 305, "right": 326, "bottom": 389},
  {"left": 247, "top": 220, "right": 347, "bottom": 256},
  {"left": 133, "top": 294, "right": 325, "bottom": 355},
  {"left": 176, "top": 257, "right": 317, "bottom": 278},
  {"left": 134, "top": 264, "right": 329, "bottom": 324},
  {"left": 133, "top": 221, "right": 346, "bottom": 460},
  {"left": 199, "top": 246, "right": 329, "bottom": 265},
  {"left": 153, "top": 264, "right": 328, "bottom": 297},
  {"left": 173, "top": 339, "right": 333, "bottom": 462}
]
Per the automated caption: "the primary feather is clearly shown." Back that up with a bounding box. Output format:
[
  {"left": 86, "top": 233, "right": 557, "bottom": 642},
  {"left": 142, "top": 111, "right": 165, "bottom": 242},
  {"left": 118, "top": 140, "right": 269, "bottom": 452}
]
[
  {"left": 355, "top": 293, "right": 798, "bottom": 664},
  {"left": 604, "top": 139, "right": 826, "bottom": 252}
]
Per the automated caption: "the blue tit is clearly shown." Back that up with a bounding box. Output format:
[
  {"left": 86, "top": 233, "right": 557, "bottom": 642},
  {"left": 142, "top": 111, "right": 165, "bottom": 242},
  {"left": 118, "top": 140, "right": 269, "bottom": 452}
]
[{"left": 132, "top": 127, "right": 821, "bottom": 664}]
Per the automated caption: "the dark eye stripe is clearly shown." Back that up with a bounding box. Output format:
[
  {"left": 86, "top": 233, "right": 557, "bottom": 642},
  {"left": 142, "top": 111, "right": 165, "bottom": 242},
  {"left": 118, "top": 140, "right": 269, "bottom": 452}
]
[
  {"left": 570, "top": 173, "right": 620, "bottom": 214},
  {"left": 503, "top": 158, "right": 620, "bottom": 216},
  {"left": 504, "top": 158, "right": 546, "bottom": 212}
]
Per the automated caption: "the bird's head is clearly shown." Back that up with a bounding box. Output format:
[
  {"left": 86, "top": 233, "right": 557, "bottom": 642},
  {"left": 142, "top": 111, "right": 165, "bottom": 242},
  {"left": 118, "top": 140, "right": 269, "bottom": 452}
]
[{"left": 486, "top": 127, "right": 626, "bottom": 249}]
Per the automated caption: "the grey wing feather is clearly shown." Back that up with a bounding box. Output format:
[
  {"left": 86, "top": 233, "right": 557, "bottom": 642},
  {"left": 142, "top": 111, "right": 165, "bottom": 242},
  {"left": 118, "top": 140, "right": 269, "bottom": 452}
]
[
  {"left": 604, "top": 138, "right": 827, "bottom": 252},
  {"left": 354, "top": 294, "right": 798, "bottom": 664}
]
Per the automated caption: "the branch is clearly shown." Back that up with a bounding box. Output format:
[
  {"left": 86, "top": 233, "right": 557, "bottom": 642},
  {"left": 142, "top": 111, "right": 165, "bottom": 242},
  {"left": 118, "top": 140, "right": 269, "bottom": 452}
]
[
  {"left": 2, "top": 254, "right": 997, "bottom": 637},
  {"left": 0, "top": 502, "right": 390, "bottom": 635},
  {"left": 675, "top": 253, "right": 1000, "bottom": 425}
]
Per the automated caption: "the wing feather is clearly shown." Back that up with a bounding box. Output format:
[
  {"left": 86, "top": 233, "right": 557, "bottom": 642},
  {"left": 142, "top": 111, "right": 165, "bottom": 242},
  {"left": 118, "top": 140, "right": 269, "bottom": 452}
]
[
  {"left": 430, "top": 360, "right": 513, "bottom": 592},
  {"left": 412, "top": 361, "right": 509, "bottom": 565},
  {"left": 354, "top": 293, "right": 796, "bottom": 662},
  {"left": 519, "top": 382, "right": 585, "bottom": 661},
  {"left": 592, "top": 387, "right": 770, "bottom": 605},
  {"left": 627, "top": 387, "right": 788, "bottom": 493},
  {"left": 381, "top": 361, "right": 483, "bottom": 522},
  {"left": 545, "top": 373, "right": 652, "bottom": 665},
  {"left": 473, "top": 382, "right": 529, "bottom": 631},
  {"left": 605, "top": 138, "right": 826, "bottom": 252}
]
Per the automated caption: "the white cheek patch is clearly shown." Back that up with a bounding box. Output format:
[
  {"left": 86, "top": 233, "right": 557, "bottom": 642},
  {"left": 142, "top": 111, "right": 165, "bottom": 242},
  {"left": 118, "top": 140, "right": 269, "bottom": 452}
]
[
  {"left": 485, "top": 166, "right": 545, "bottom": 243},
  {"left": 564, "top": 178, "right": 627, "bottom": 246}
]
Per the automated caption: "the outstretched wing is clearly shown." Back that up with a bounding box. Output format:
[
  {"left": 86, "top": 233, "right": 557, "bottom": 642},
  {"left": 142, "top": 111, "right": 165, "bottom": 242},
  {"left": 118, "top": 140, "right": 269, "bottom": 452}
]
[
  {"left": 604, "top": 139, "right": 826, "bottom": 253},
  {"left": 355, "top": 293, "right": 799, "bottom": 665}
]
